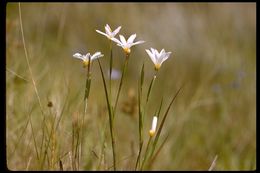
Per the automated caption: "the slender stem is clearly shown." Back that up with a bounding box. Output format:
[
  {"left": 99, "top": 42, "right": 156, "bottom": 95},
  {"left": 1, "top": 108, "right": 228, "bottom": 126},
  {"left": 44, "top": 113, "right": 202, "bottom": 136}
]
[
  {"left": 98, "top": 59, "right": 117, "bottom": 170},
  {"left": 135, "top": 71, "right": 157, "bottom": 170},
  {"left": 76, "top": 57, "right": 92, "bottom": 170},
  {"left": 135, "top": 141, "right": 143, "bottom": 170},
  {"left": 84, "top": 56, "right": 91, "bottom": 101},
  {"left": 18, "top": 2, "right": 44, "bottom": 115},
  {"left": 135, "top": 108, "right": 143, "bottom": 170},
  {"left": 135, "top": 63, "right": 145, "bottom": 170},
  {"left": 72, "top": 123, "right": 75, "bottom": 170},
  {"left": 109, "top": 40, "right": 113, "bottom": 101},
  {"left": 146, "top": 71, "right": 158, "bottom": 103},
  {"left": 146, "top": 133, "right": 169, "bottom": 170},
  {"left": 113, "top": 54, "right": 130, "bottom": 117},
  {"left": 149, "top": 85, "right": 184, "bottom": 164},
  {"left": 140, "top": 136, "right": 152, "bottom": 170},
  {"left": 209, "top": 155, "right": 218, "bottom": 171},
  {"left": 29, "top": 116, "right": 40, "bottom": 162},
  {"left": 19, "top": 4, "right": 49, "bottom": 167},
  {"left": 143, "top": 72, "right": 158, "bottom": 139}
]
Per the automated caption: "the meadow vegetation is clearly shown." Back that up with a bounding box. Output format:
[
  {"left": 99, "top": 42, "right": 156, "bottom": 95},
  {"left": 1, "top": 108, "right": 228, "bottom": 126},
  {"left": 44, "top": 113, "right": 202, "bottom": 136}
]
[{"left": 6, "top": 3, "right": 256, "bottom": 170}]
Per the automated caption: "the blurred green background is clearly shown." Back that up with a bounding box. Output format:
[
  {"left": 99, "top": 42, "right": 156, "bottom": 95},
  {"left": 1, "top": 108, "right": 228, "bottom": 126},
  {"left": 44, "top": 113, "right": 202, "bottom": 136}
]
[{"left": 6, "top": 3, "right": 256, "bottom": 170}]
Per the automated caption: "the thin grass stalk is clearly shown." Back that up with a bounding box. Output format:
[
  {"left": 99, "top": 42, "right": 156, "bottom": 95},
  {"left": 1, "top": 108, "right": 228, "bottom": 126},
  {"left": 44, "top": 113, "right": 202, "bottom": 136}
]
[
  {"left": 113, "top": 54, "right": 130, "bottom": 118},
  {"left": 71, "top": 122, "right": 76, "bottom": 170},
  {"left": 59, "top": 159, "right": 64, "bottom": 171},
  {"left": 29, "top": 115, "right": 40, "bottom": 164},
  {"left": 146, "top": 71, "right": 158, "bottom": 103},
  {"left": 41, "top": 110, "right": 59, "bottom": 169},
  {"left": 156, "top": 98, "right": 164, "bottom": 119},
  {"left": 9, "top": 107, "right": 32, "bottom": 160},
  {"left": 135, "top": 63, "right": 145, "bottom": 170},
  {"left": 26, "top": 156, "right": 32, "bottom": 170},
  {"left": 141, "top": 98, "right": 163, "bottom": 170},
  {"left": 140, "top": 101, "right": 162, "bottom": 170},
  {"left": 54, "top": 89, "right": 70, "bottom": 131},
  {"left": 72, "top": 120, "right": 80, "bottom": 170},
  {"left": 18, "top": 3, "right": 44, "bottom": 116},
  {"left": 135, "top": 69, "right": 158, "bottom": 169},
  {"left": 97, "top": 59, "right": 117, "bottom": 170},
  {"left": 109, "top": 40, "right": 113, "bottom": 100},
  {"left": 148, "top": 85, "right": 184, "bottom": 164},
  {"left": 106, "top": 154, "right": 137, "bottom": 170},
  {"left": 140, "top": 136, "right": 152, "bottom": 170},
  {"left": 79, "top": 56, "right": 92, "bottom": 170},
  {"left": 97, "top": 121, "right": 109, "bottom": 170},
  {"left": 75, "top": 126, "right": 80, "bottom": 170},
  {"left": 69, "top": 151, "right": 73, "bottom": 170},
  {"left": 6, "top": 68, "right": 29, "bottom": 82},
  {"left": 209, "top": 155, "right": 218, "bottom": 171},
  {"left": 146, "top": 133, "right": 169, "bottom": 170},
  {"left": 18, "top": 4, "right": 49, "bottom": 164}
]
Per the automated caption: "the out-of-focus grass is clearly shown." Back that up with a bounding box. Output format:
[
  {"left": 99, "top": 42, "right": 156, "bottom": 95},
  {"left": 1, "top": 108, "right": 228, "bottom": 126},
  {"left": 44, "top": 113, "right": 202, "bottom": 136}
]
[{"left": 6, "top": 3, "right": 256, "bottom": 170}]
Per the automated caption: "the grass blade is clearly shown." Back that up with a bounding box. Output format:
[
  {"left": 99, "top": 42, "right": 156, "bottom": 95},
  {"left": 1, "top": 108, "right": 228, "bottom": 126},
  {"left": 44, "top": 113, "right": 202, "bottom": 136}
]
[
  {"left": 146, "top": 133, "right": 170, "bottom": 170},
  {"left": 97, "top": 59, "right": 117, "bottom": 170},
  {"left": 149, "top": 84, "right": 184, "bottom": 163},
  {"left": 113, "top": 55, "right": 129, "bottom": 116}
]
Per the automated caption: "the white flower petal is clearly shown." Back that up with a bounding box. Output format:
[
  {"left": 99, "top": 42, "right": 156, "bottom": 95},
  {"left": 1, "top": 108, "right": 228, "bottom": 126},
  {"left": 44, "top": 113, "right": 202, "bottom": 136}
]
[
  {"left": 127, "top": 34, "right": 136, "bottom": 44},
  {"left": 154, "top": 49, "right": 160, "bottom": 58},
  {"left": 161, "top": 52, "right": 171, "bottom": 64},
  {"left": 96, "top": 30, "right": 109, "bottom": 38},
  {"left": 146, "top": 49, "right": 157, "bottom": 65},
  {"left": 159, "top": 49, "right": 165, "bottom": 55},
  {"left": 73, "top": 53, "right": 84, "bottom": 60},
  {"left": 112, "top": 26, "right": 121, "bottom": 36},
  {"left": 151, "top": 48, "right": 156, "bottom": 56},
  {"left": 130, "top": 40, "right": 145, "bottom": 47},
  {"left": 111, "top": 37, "right": 122, "bottom": 46},
  {"left": 151, "top": 116, "right": 158, "bottom": 132},
  {"left": 119, "top": 35, "right": 127, "bottom": 45},
  {"left": 91, "top": 52, "right": 104, "bottom": 60},
  {"left": 105, "top": 24, "right": 112, "bottom": 34}
]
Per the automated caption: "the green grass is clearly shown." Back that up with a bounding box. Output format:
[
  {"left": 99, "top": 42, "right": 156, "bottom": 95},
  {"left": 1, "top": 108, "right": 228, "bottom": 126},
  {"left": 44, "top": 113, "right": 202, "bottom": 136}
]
[{"left": 6, "top": 2, "right": 256, "bottom": 170}]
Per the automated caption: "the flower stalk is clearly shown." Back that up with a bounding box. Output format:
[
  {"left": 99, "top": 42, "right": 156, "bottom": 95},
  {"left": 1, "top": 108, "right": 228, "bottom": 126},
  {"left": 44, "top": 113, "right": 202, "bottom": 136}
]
[
  {"left": 135, "top": 63, "right": 145, "bottom": 170},
  {"left": 97, "top": 59, "right": 117, "bottom": 170},
  {"left": 113, "top": 53, "right": 129, "bottom": 118}
]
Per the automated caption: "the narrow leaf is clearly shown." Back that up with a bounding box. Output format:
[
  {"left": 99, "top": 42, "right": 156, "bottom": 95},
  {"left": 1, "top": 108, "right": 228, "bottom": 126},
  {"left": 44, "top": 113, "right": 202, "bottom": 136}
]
[{"left": 150, "top": 84, "right": 184, "bottom": 161}]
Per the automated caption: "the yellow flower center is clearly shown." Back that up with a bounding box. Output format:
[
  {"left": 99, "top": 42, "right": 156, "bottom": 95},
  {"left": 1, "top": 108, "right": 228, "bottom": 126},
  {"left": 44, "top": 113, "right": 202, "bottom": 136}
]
[
  {"left": 154, "top": 64, "right": 161, "bottom": 71},
  {"left": 149, "top": 130, "right": 155, "bottom": 137},
  {"left": 83, "top": 60, "right": 90, "bottom": 68},
  {"left": 123, "top": 47, "right": 131, "bottom": 55}
]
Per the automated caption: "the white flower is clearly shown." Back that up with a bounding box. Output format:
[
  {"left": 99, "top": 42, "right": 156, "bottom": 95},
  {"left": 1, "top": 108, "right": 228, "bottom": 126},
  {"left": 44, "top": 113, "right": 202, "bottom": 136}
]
[
  {"left": 73, "top": 52, "right": 103, "bottom": 67},
  {"left": 96, "top": 24, "right": 121, "bottom": 40},
  {"left": 149, "top": 116, "right": 158, "bottom": 137},
  {"left": 111, "top": 34, "right": 145, "bottom": 54},
  {"left": 145, "top": 48, "right": 171, "bottom": 71}
]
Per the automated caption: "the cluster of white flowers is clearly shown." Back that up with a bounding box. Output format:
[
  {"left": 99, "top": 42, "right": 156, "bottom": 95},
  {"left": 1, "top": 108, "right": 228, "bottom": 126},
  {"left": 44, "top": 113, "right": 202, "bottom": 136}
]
[
  {"left": 73, "top": 24, "right": 173, "bottom": 137},
  {"left": 73, "top": 24, "right": 172, "bottom": 70}
]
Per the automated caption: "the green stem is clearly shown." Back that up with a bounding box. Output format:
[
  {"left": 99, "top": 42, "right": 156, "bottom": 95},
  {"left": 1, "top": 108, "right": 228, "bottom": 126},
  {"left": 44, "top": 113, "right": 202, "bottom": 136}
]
[
  {"left": 109, "top": 40, "right": 113, "bottom": 101},
  {"left": 146, "top": 71, "right": 158, "bottom": 103},
  {"left": 84, "top": 56, "right": 91, "bottom": 101},
  {"left": 135, "top": 63, "right": 145, "bottom": 170},
  {"left": 140, "top": 136, "right": 152, "bottom": 170},
  {"left": 142, "top": 72, "right": 158, "bottom": 138},
  {"left": 135, "top": 71, "right": 157, "bottom": 170},
  {"left": 98, "top": 59, "right": 117, "bottom": 170},
  {"left": 113, "top": 54, "right": 130, "bottom": 118},
  {"left": 148, "top": 85, "right": 184, "bottom": 165}
]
